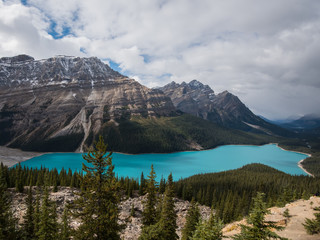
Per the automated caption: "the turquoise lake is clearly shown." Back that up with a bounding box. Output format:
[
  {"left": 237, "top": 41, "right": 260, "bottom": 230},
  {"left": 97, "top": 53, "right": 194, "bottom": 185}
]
[{"left": 18, "top": 144, "right": 309, "bottom": 181}]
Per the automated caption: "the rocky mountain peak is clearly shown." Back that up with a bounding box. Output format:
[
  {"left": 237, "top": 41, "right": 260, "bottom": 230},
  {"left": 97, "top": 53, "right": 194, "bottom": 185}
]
[
  {"left": 0, "top": 55, "right": 122, "bottom": 88},
  {"left": 160, "top": 79, "right": 287, "bottom": 135},
  {"left": 0, "top": 54, "right": 176, "bottom": 152},
  {"left": 188, "top": 79, "right": 203, "bottom": 88},
  {"left": 0, "top": 54, "right": 34, "bottom": 64}
]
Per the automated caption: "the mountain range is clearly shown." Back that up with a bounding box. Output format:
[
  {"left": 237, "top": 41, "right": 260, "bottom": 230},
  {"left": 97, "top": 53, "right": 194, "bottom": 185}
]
[
  {"left": 0, "top": 54, "right": 295, "bottom": 152},
  {"left": 158, "top": 80, "right": 292, "bottom": 136}
]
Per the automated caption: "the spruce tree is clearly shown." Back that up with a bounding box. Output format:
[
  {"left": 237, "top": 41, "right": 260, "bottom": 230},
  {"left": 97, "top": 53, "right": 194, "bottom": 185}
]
[
  {"left": 142, "top": 165, "right": 158, "bottom": 226},
  {"left": 72, "top": 136, "right": 122, "bottom": 240},
  {"left": 22, "top": 186, "right": 35, "bottom": 239},
  {"left": 232, "top": 192, "right": 288, "bottom": 240},
  {"left": 191, "top": 210, "right": 224, "bottom": 240},
  {"left": 139, "top": 172, "right": 145, "bottom": 196},
  {"left": 60, "top": 206, "right": 71, "bottom": 240},
  {"left": 303, "top": 207, "right": 320, "bottom": 234},
  {"left": 36, "top": 187, "right": 59, "bottom": 240},
  {"left": 158, "top": 173, "right": 178, "bottom": 240},
  {"left": 15, "top": 163, "right": 24, "bottom": 193},
  {"left": 33, "top": 188, "right": 41, "bottom": 238},
  {"left": 0, "top": 168, "right": 20, "bottom": 239},
  {"left": 282, "top": 208, "right": 290, "bottom": 225},
  {"left": 138, "top": 222, "right": 163, "bottom": 240},
  {"left": 159, "top": 176, "right": 166, "bottom": 194},
  {"left": 181, "top": 198, "right": 201, "bottom": 240}
]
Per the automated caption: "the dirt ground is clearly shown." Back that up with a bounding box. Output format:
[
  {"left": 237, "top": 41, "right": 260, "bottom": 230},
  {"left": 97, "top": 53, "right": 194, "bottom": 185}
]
[
  {"left": 223, "top": 196, "right": 320, "bottom": 240},
  {"left": 0, "top": 146, "right": 42, "bottom": 167}
]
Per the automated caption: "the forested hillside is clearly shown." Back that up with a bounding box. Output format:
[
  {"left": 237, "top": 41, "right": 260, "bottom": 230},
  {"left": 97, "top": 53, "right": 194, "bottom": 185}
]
[
  {"left": 98, "top": 114, "right": 276, "bottom": 153},
  {"left": 175, "top": 163, "right": 320, "bottom": 223}
]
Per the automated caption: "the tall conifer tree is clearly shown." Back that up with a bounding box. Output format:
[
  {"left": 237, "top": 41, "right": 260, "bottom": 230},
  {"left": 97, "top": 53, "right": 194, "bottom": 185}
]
[
  {"left": 36, "top": 187, "right": 59, "bottom": 240},
  {"left": 142, "top": 165, "right": 158, "bottom": 226},
  {"left": 159, "top": 173, "right": 178, "bottom": 240},
  {"left": 181, "top": 198, "right": 200, "bottom": 240},
  {"left": 72, "top": 136, "right": 121, "bottom": 240},
  {"left": 0, "top": 167, "right": 20, "bottom": 239},
  {"left": 60, "top": 206, "right": 71, "bottom": 240},
  {"left": 23, "top": 186, "right": 35, "bottom": 239}
]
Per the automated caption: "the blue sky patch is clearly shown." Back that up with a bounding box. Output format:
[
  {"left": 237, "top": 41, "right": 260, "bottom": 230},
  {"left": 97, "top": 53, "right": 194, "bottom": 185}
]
[
  {"left": 141, "top": 54, "right": 151, "bottom": 63},
  {"left": 105, "top": 59, "right": 122, "bottom": 73},
  {"left": 48, "top": 21, "right": 72, "bottom": 39},
  {"left": 20, "top": 0, "right": 28, "bottom": 6}
]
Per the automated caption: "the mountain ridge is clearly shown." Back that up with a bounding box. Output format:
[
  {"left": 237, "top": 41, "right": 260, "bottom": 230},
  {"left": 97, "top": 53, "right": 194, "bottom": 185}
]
[
  {"left": 158, "top": 80, "right": 293, "bottom": 137},
  {"left": 0, "top": 54, "right": 291, "bottom": 152}
]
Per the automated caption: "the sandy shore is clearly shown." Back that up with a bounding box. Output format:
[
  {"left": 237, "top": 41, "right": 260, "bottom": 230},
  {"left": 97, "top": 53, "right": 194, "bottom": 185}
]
[
  {"left": 275, "top": 143, "right": 313, "bottom": 177},
  {"left": 0, "top": 146, "right": 43, "bottom": 167}
]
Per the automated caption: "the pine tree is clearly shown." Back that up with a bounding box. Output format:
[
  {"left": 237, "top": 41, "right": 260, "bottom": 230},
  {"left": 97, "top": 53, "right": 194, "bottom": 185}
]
[
  {"left": 138, "top": 222, "right": 163, "bottom": 240},
  {"left": 72, "top": 136, "right": 122, "bottom": 240},
  {"left": 159, "top": 176, "right": 166, "bottom": 194},
  {"left": 23, "top": 186, "right": 35, "bottom": 239},
  {"left": 15, "top": 163, "right": 24, "bottom": 193},
  {"left": 0, "top": 167, "right": 20, "bottom": 239},
  {"left": 60, "top": 206, "right": 71, "bottom": 240},
  {"left": 303, "top": 207, "right": 320, "bottom": 234},
  {"left": 158, "top": 173, "right": 178, "bottom": 240},
  {"left": 191, "top": 210, "right": 224, "bottom": 240},
  {"left": 232, "top": 192, "right": 288, "bottom": 240},
  {"left": 181, "top": 198, "right": 201, "bottom": 240},
  {"left": 142, "top": 165, "right": 158, "bottom": 226},
  {"left": 33, "top": 188, "right": 41, "bottom": 238},
  {"left": 282, "top": 208, "right": 290, "bottom": 225},
  {"left": 130, "top": 204, "right": 136, "bottom": 217},
  {"left": 36, "top": 187, "right": 59, "bottom": 240},
  {"left": 139, "top": 172, "right": 145, "bottom": 195}
]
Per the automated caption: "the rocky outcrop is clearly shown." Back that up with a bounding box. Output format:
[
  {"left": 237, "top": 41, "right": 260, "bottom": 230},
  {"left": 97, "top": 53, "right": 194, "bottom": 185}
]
[
  {"left": 0, "top": 55, "right": 176, "bottom": 151},
  {"left": 223, "top": 196, "right": 320, "bottom": 240},
  {"left": 9, "top": 187, "right": 211, "bottom": 240}
]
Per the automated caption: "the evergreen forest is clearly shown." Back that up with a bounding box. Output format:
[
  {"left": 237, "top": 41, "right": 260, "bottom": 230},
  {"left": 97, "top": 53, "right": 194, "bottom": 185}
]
[{"left": 0, "top": 137, "right": 319, "bottom": 239}]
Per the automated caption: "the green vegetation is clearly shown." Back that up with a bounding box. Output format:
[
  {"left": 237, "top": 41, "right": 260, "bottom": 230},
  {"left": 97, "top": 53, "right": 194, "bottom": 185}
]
[
  {"left": 1, "top": 132, "right": 320, "bottom": 239},
  {"left": 0, "top": 165, "right": 20, "bottom": 239},
  {"left": 72, "top": 136, "right": 122, "bottom": 239},
  {"left": 232, "top": 192, "right": 287, "bottom": 240},
  {"left": 139, "top": 171, "right": 178, "bottom": 240},
  {"left": 279, "top": 141, "right": 320, "bottom": 177},
  {"left": 175, "top": 163, "right": 320, "bottom": 223},
  {"left": 301, "top": 151, "right": 320, "bottom": 177},
  {"left": 191, "top": 210, "right": 224, "bottom": 240},
  {"left": 303, "top": 207, "right": 320, "bottom": 235},
  {"left": 141, "top": 165, "right": 158, "bottom": 227},
  {"left": 88, "top": 114, "right": 275, "bottom": 153},
  {"left": 181, "top": 198, "right": 200, "bottom": 240}
]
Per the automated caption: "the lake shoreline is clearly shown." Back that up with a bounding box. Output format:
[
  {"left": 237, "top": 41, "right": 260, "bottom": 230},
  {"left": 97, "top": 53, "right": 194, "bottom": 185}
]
[
  {"left": 0, "top": 146, "right": 44, "bottom": 167},
  {"left": 1, "top": 143, "right": 311, "bottom": 177},
  {"left": 274, "top": 143, "right": 313, "bottom": 177}
]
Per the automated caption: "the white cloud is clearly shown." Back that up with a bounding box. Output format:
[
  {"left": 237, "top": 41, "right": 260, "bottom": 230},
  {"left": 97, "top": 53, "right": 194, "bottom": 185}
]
[{"left": 1, "top": 0, "right": 320, "bottom": 119}]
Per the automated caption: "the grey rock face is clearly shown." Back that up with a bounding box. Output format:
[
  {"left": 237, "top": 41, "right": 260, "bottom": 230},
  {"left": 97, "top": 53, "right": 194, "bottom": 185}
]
[
  {"left": 159, "top": 80, "right": 284, "bottom": 134},
  {"left": 0, "top": 55, "right": 175, "bottom": 151}
]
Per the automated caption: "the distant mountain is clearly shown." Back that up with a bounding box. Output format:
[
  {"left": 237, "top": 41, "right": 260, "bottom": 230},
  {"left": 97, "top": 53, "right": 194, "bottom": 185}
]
[
  {"left": 0, "top": 55, "right": 270, "bottom": 153},
  {"left": 159, "top": 80, "right": 292, "bottom": 136},
  {"left": 279, "top": 114, "right": 320, "bottom": 130}
]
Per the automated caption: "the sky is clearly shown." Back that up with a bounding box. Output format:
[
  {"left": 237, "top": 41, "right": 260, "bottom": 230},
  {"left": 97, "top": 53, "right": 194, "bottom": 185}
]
[{"left": 1, "top": 0, "right": 320, "bottom": 120}]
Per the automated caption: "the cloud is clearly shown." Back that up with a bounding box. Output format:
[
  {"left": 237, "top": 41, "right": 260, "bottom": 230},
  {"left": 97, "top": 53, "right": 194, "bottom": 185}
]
[{"left": 1, "top": 0, "right": 320, "bottom": 119}]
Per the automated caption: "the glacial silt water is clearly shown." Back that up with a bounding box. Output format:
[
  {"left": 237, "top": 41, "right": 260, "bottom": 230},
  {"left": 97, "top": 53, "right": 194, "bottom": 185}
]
[{"left": 18, "top": 144, "right": 309, "bottom": 180}]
